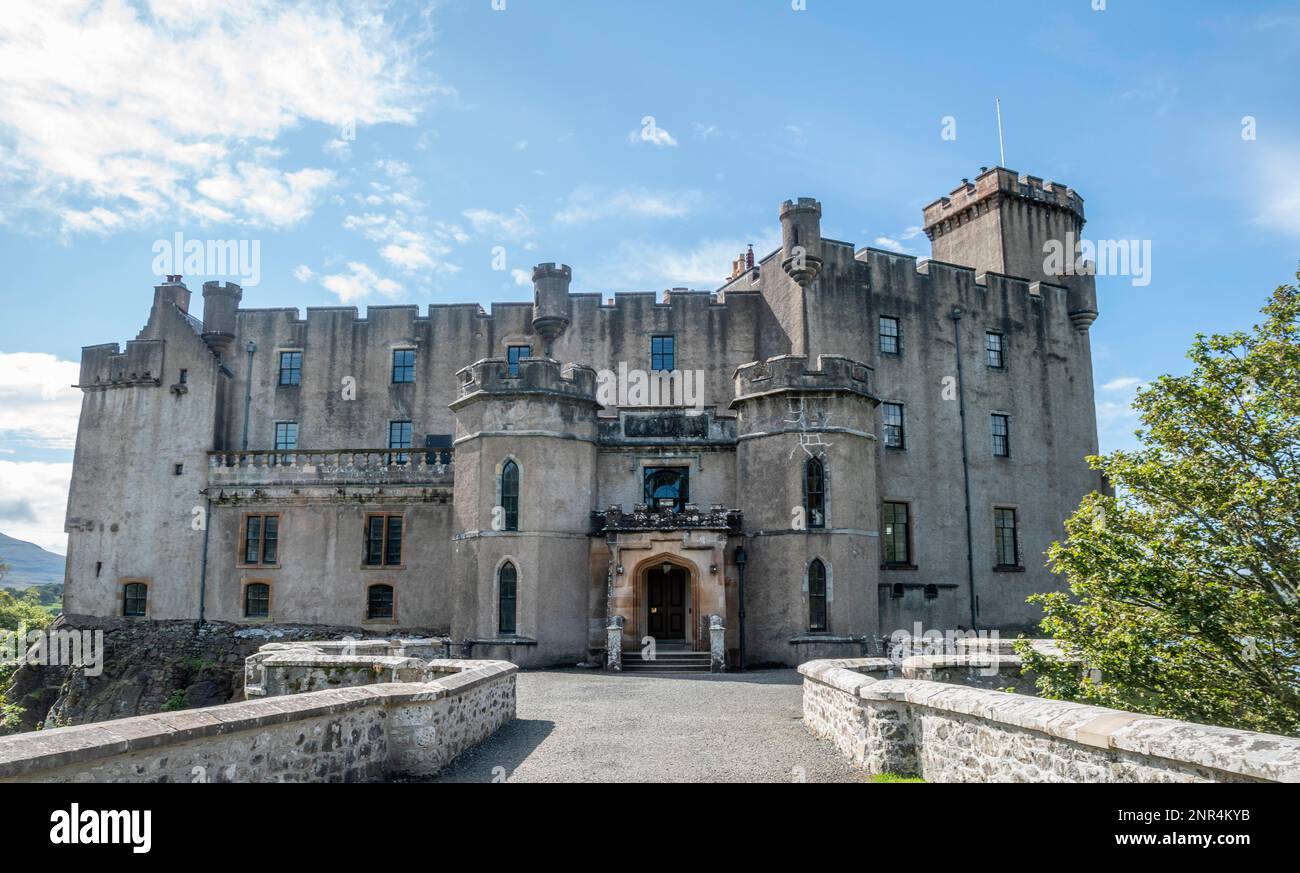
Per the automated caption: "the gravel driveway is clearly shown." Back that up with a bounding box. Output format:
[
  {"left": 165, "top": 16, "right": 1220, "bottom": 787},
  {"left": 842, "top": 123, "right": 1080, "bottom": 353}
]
[{"left": 433, "top": 668, "right": 869, "bottom": 783}]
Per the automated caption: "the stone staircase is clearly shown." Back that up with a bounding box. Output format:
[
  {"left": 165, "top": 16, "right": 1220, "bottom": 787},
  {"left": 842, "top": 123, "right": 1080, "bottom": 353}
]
[{"left": 620, "top": 650, "right": 712, "bottom": 673}]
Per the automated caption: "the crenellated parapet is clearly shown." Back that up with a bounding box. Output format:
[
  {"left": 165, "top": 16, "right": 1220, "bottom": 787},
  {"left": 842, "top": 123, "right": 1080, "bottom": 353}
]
[
  {"left": 452, "top": 356, "right": 597, "bottom": 407},
  {"left": 922, "top": 166, "right": 1085, "bottom": 240},
  {"left": 77, "top": 340, "right": 165, "bottom": 389},
  {"left": 731, "top": 354, "right": 874, "bottom": 406}
]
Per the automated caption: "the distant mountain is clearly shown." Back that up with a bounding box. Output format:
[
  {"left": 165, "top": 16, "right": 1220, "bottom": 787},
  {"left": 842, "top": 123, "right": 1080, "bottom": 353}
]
[{"left": 0, "top": 532, "right": 66, "bottom": 588}]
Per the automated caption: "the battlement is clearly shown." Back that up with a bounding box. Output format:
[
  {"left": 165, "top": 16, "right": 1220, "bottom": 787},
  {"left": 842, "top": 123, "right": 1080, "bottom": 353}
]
[
  {"left": 922, "top": 166, "right": 1084, "bottom": 239},
  {"left": 731, "top": 354, "right": 874, "bottom": 405},
  {"left": 78, "top": 340, "right": 165, "bottom": 389},
  {"left": 453, "top": 356, "right": 597, "bottom": 405},
  {"left": 780, "top": 197, "right": 822, "bottom": 218}
]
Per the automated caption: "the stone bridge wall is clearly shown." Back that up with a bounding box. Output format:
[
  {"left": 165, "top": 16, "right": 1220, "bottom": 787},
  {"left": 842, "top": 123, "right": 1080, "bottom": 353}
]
[
  {"left": 0, "top": 659, "right": 515, "bottom": 783},
  {"left": 800, "top": 659, "right": 1300, "bottom": 783}
]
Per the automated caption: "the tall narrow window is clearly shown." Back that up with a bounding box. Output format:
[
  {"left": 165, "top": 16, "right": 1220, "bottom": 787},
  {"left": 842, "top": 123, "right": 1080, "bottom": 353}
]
[
  {"left": 991, "top": 414, "right": 1010, "bottom": 457},
  {"left": 804, "top": 457, "right": 825, "bottom": 528},
  {"left": 122, "top": 582, "right": 147, "bottom": 617},
  {"left": 242, "top": 514, "right": 279, "bottom": 565},
  {"left": 882, "top": 501, "right": 911, "bottom": 565},
  {"left": 367, "top": 584, "right": 394, "bottom": 620},
  {"left": 882, "top": 402, "right": 905, "bottom": 449},
  {"left": 392, "top": 348, "right": 415, "bottom": 383},
  {"left": 808, "top": 559, "right": 827, "bottom": 632},
  {"left": 651, "top": 335, "right": 676, "bottom": 371},
  {"left": 879, "top": 316, "right": 900, "bottom": 355},
  {"left": 986, "top": 332, "right": 1004, "bottom": 369},
  {"left": 388, "top": 420, "right": 412, "bottom": 465},
  {"left": 995, "top": 508, "right": 1019, "bottom": 568},
  {"left": 501, "top": 460, "right": 519, "bottom": 531},
  {"left": 506, "top": 345, "right": 531, "bottom": 377},
  {"left": 278, "top": 351, "right": 302, "bottom": 386},
  {"left": 643, "top": 466, "right": 688, "bottom": 512},
  {"left": 244, "top": 582, "right": 270, "bottom": 618},
  {"left": 498, "top": 562, "right": 518, "bottom": 635},
  {"left": 365, "top": 515, "right": 403, "bottom": 566},
  {"left": 274, "top": 421, "right": 298, "bottom": 464}
]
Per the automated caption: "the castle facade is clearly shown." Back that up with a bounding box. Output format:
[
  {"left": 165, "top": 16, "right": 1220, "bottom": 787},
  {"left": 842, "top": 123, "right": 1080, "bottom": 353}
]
[{"left": 62, "top": 167, "right": 1103, "bottom": 668}]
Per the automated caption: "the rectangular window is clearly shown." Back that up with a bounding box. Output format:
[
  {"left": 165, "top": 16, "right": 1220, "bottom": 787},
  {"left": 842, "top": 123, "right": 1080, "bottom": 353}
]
[
  {"left": 242, "top": 514, "right": 279, "bottom": 565},
  {"left": 391, "top": 348, "right": 415, "bottom": 383},
  {"left": 992, "top": 414, "right": 1010, "bottom": 457},
  {"left": 882, "top": 402, "right": 905, "bottom": 449},
  {"left": 122, "top": 582, "right": 147, "bottom": 617},
  {"left": 244, "top": 583, "right": 270, "bottom": 618},
  {"left": 388, "top": 420, "right": 412, "bottom": 465},
  {"left": 995, "top": 508, "right": 1019, "bottom": 568},
  {"left": 882, "top": 502, "right": 910, "bottom": 565},
  {"left": 274, "top": 421, "right": 298, "bottom": 465},
  {"left": 880, "top": 317, "right": 900, "bottom": 355},
  {"left": 367, "top": 585, "right": 394, "bottom": 620},
  {"left": 507, "top": 345, "right": 531, "bottom": 377},
  {"left": 278, "top": 351, "right": 302, "bottom": 386},
  {"left": 651, "top": 335, "right": 676, "bottom": 371},
  {"left": 986, "top": 332, "right": 1004, "bottom": 369},
  {"left": 365, "top": 514, "right": 403, "bottom": 566}
]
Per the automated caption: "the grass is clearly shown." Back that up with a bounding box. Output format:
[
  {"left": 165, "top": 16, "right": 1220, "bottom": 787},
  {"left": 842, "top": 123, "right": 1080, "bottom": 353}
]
[{"left": 871, "top": 772, "right": 925, "bottom": 783}]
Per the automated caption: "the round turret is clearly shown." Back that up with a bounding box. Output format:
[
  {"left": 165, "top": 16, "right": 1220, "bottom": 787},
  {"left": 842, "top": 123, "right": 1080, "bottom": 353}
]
[{"left": 531, "top": 262, "right": 572, "bottom": 355}]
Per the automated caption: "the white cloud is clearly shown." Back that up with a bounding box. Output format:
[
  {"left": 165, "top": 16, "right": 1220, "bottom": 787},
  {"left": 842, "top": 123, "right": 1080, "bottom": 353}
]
[
  {"left": 293, "top": 265, "right": 314, "bottom": 283},
  {"left": 0, "top": 0, "right": 432, "bottom": 234},
  {"left": 342, "top": 211, "right": 461, "bottom": 276},
  {"left": 196, "top": 163, "right": 334, "bottom": 228},
  {"left": 463, "top": 207, "right": 535, "bottom": 241},
  {"left": 320, "top": 262, "right": 402, "bottom": 303},
  {"left": 0, "top": 461, "right": 73, "bottom": 555},
  {"left": 1102, "top": 376, "right": 1143, "bottom": 392},
  {"left": 872, "top": 226, "right": 925, "bottom": 254},
  {"left": 0, "top": 352, "right": 81, "bottom": 450},
  {"left": 511, "top": 268, "right": 532, "bottom": 287},
  {"left": 1253, "top": 146, "right": 1300, "bottom": 239},
  {"left": 583, "top": 232, "right": 781, "bottom": 290},
  {"left": 693, "top": 122, "right": 721, "bottom": 139},
  {"left": 554, "top": 187, "right": 701, "bottom": 226}
]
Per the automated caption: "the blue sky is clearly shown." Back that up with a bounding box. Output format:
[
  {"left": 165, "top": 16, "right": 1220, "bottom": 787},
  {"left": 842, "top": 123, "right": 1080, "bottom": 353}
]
[{"left": 1, "top": 0, "right": 1298, "bottom": 553}]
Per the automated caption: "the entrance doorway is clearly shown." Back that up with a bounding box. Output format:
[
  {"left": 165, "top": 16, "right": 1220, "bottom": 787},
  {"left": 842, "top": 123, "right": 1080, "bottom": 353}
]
[{"left": 646, "top": 565, "right": 687, "bottom": 640}]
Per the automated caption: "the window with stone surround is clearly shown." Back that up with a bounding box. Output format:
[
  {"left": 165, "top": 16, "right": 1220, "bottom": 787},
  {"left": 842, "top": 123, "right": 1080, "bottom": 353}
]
[
  {"left": 882, "top": 402, "right": 905, "bottom": 449},
  {"left": 804, "top": 456, "right": 825, "bottom": 528},
  {"left": 122, "top": 581, "right": 147, "bottom": 617},
  {"left": 882, "top": 501, "right": 911, "bottom": 566},
  {"left": 367, "top": 584, "right": 394, "bottom": 621},
  {"left": 278, "top": 350, "right": 302, "bottom": 386},
  {"left": 365, "top": 514, "right": 403, "bottom": 567},
  {"left": 986, "top": 332, "right": 1004, "bottom": 369},
  {"left": 808, "top": 559, "right": 827, "bottom": 632},
  {"left": 498, "top": 562, "right": 517, "bottom": 635},
  {"left": 391, "top": 348, "right": 415, "bottom": 383},
  {"left": 241, "top": 513, "right": 280, "bottom": 566},
  {"left": 994, "top": 507, "right": 1020, "bottom": 568},
  {"left": 880, "top": 316, "right": 900, "bottom": 355},
  {"left": 244, "top": 582, "right": 270, "bottom": 619},
  {"left": 651, "top": 335, "right": 675, "bottom": 371},
  {"left": 992, "top": 413, "right": 1010, "bottom": 458},
  {"left": 501, "top": 461, "right": 519, "bottom": 531},
  {"left": 507, "top": 345, "right": 531, "bottom": 377}
]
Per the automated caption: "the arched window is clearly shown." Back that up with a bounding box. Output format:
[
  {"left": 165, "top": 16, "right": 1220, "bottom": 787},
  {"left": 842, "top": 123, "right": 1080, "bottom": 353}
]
[
  {"left": 367, "top": 584, "right": 394, "bottom": 620},
  {"left": 806, "top": 563, "right": 826, "bottom": 631},
  {"left": 501, "top": 460, "right": 519, "bottom": 531},
  {"left": 808, "top": 559, "right": 827, "bottom": 632},
  {"left": 122, "top": 582, "right": 147, "bottom": 617},
  {"left": 244, "top": 582, "right": 270, "bottom": 618},
  {"left": 804, "top": 457, "right": 825, "bottom": 528},
  {"left": 498, "top": 562, "right": 518, "bottom": 635}
]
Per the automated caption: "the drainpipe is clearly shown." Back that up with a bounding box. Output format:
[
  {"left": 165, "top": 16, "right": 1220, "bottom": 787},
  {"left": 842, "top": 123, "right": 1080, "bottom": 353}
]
[
  {"left": 734, "top": 545, "right": 748, "bottom": 671},
  {"left": 950, "top": 306, "right": 978, "bottom": 629},
  {"left": 240, "top": 340, "right": 256, "bottom": 450},
  {"left": 197, "top": 495, "right": 212, "bottom": 626}
]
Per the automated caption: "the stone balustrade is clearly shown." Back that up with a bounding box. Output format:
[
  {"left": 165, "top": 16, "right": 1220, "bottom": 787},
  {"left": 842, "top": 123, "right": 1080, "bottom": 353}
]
[
  {"left": 590, "top": 504, "right": 742, "bottom": 535},
  {"left": 208, "top": 448, "right": 454, "bottom": 487}
]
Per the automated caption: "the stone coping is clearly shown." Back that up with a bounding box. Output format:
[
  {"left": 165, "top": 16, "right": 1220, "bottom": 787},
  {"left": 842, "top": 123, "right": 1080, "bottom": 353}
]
[
  {"left": 799, "top": 658, "right": 1300, "bottom": 783},
  {"left": 0, "top": 659, "right": 516, "bottom": 780}
]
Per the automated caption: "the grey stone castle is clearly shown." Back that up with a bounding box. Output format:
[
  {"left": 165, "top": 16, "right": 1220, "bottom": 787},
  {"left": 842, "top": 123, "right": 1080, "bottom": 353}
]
[{"left": 63, "top": 166, "right": 1103, "bottom": 668}]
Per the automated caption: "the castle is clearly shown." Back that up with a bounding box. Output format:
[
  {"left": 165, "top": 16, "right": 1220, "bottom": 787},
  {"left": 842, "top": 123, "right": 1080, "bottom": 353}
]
[{"left": 62, "top": 166, "right": 1103, "bottom": 668}]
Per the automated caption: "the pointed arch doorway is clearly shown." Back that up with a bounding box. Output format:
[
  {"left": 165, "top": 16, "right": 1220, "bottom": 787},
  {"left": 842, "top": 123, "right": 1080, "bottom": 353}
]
[{"left": 634, "top": 555, "right": 699, "bottom": 650}]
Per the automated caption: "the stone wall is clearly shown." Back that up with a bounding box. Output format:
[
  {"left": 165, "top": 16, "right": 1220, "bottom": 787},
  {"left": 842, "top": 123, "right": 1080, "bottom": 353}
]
[
  {"left": 799, "top": 659, "right": 1300, "bottom": 783},
  {"left": 0, "top": 659, "right": 515, "bottom": 783}
]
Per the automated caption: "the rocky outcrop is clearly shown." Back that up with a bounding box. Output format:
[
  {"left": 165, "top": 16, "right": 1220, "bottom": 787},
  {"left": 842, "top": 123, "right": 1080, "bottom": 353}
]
[{"left": 2, "top": 614, "right": 445, "bottom": 733}]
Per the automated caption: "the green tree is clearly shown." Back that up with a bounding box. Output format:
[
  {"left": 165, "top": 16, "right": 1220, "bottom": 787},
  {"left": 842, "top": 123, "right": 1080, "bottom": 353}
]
[
  {"left": 0, "top": 561, "right": 56, "bottom": 733},
  {"left": 1019, "top": 275, "right": 1300, "bottom": 736}
]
